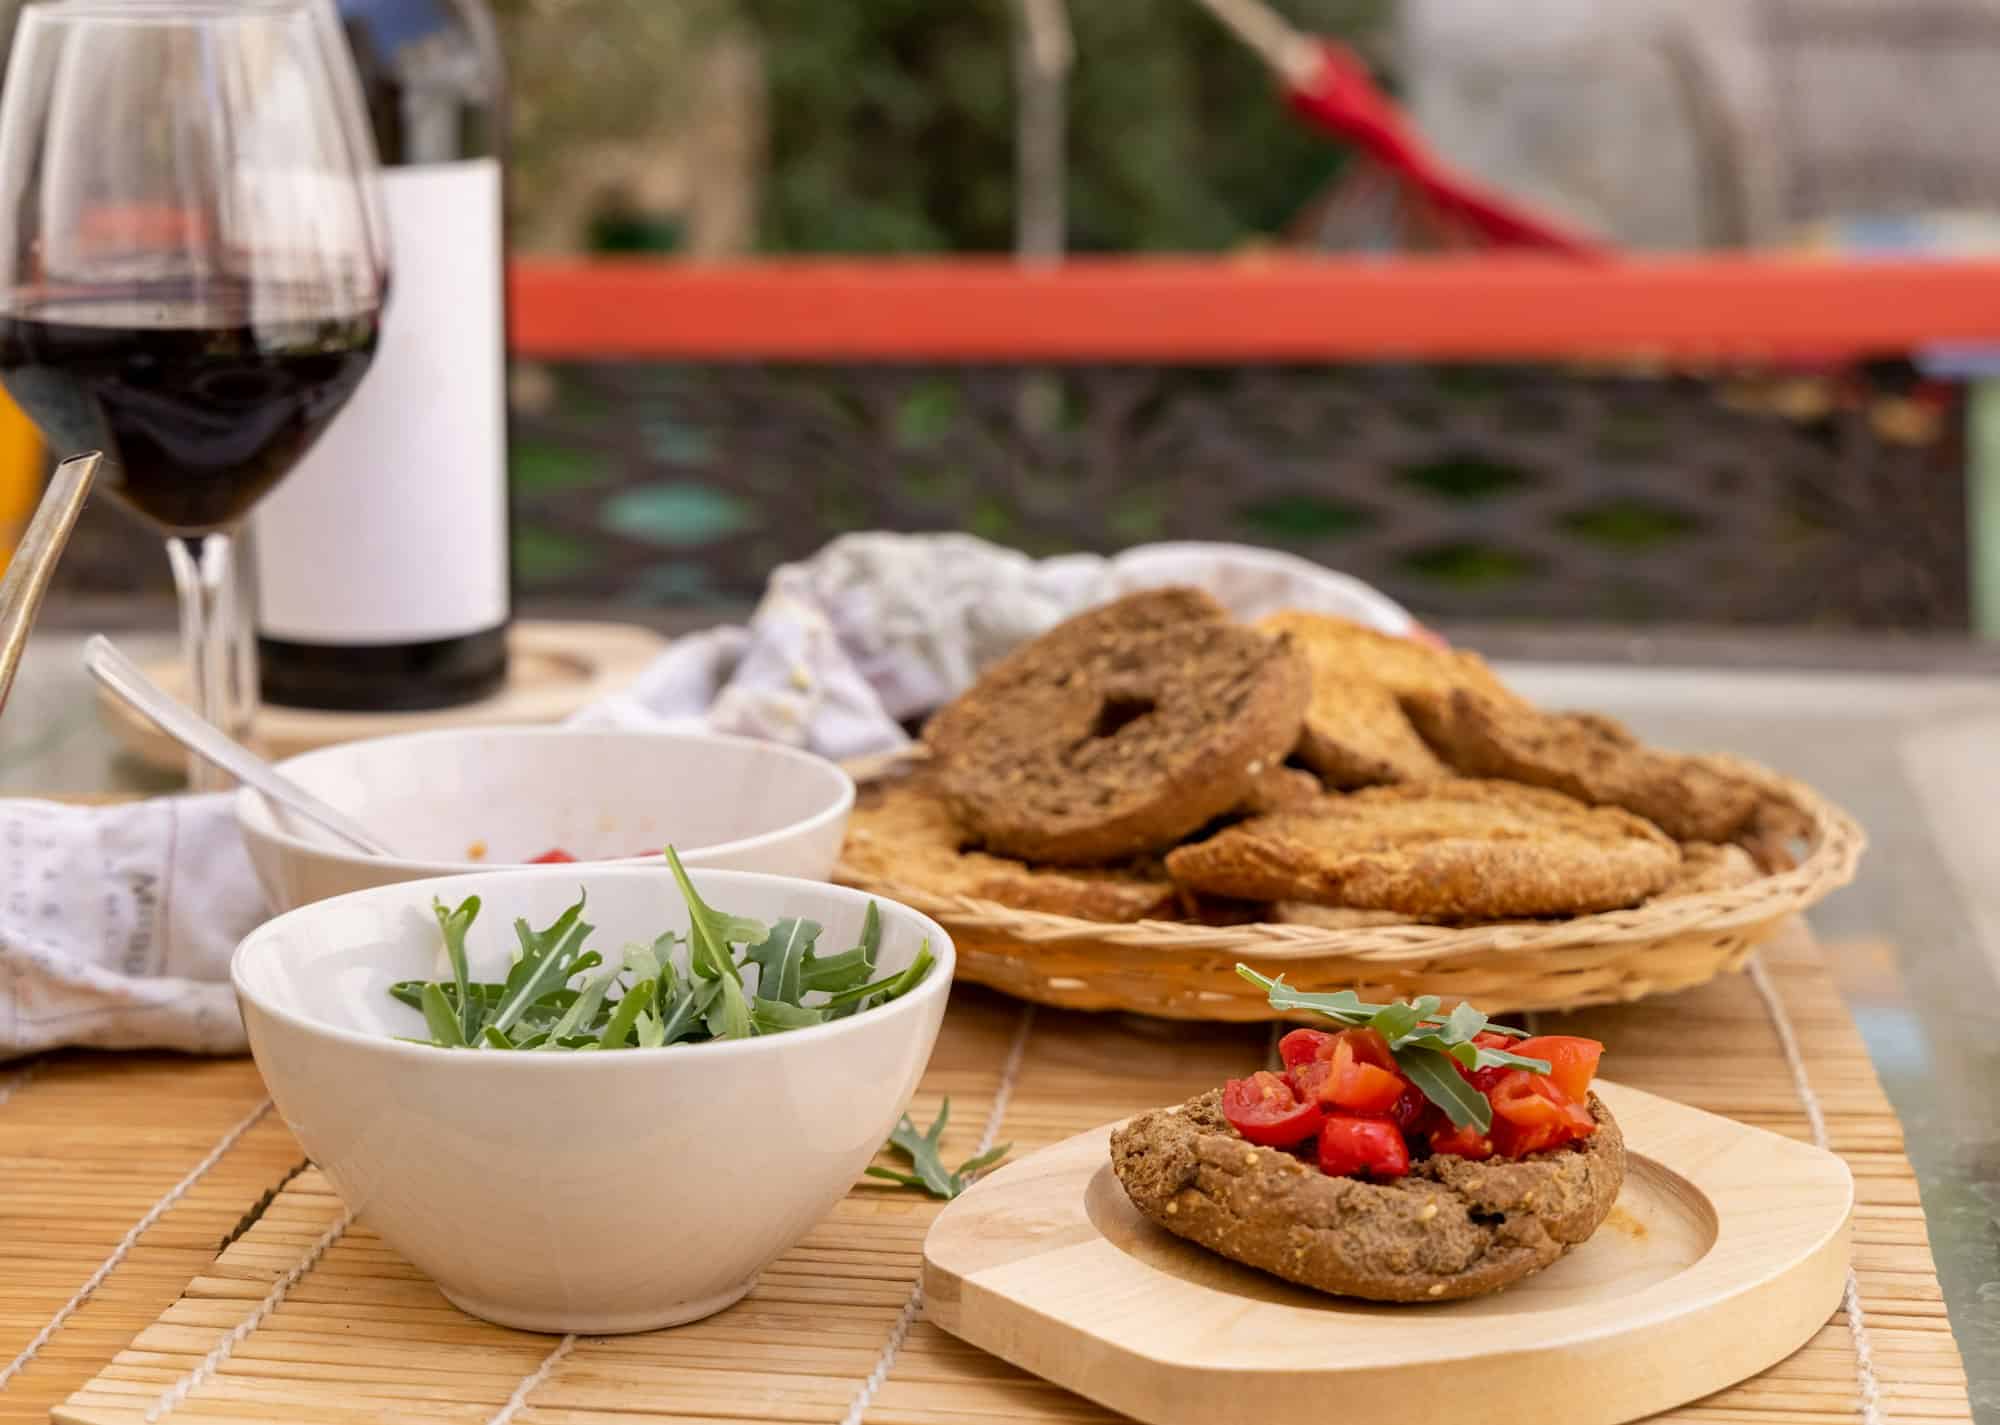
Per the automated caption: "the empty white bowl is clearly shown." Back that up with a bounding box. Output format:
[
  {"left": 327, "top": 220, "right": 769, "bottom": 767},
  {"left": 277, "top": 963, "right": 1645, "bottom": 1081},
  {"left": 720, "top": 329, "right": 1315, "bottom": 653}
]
[
  {"left": 235, "top": 728, "right": 855, "bottom": 911},
  {"left": 232, "top": 865, "right": 953, "bottom": 1334}
]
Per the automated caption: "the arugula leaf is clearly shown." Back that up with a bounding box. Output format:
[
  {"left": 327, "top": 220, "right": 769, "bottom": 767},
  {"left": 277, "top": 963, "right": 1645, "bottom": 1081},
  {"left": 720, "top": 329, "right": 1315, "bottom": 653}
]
[
  {"left": 823, "top": 943, "right": 936, "bottom": 1010},
  {"left": 666, "top": 846, "right": 767, "bottom": 984},
  {"left": 752, "top": 997, "right": 826, "bottom": 1034},
  {"left": 658, "top": 977, "right": 720, "bottom": 1045},
  {"left": 598, "top": 977, "right": 655, "bottom": 1048},
  {"left": 863, "top": 1099, "right": 1012, "bottom": 1200},
  {"left": 705, "top": 973, "right": 754, "bottom": 1041},
  {"left": 800, "top": 946, "right": 873, "bottom": 994},
  {"left": 433, "top": 896, "right": 482, "bottom": 1042},
  {"left": 543, "top": 969, "right": 616, "bottom": 1044},
  {"left": 490, "top": 907, "right": 594, "bottom": 1035},
  {"left": 420, "top": 983, "right": 467, "bottom": 1048},
  {"left": 1399, "top": 1045, "right": 1493, "bottom": 1131},
  {"left": 746, "top": 918, "right": 818, "bottom": 1005},
  {"left": 481, "top": 1025, "right": 515, "bottom": 1050},
  {"left": 634, "top": 1010, "right": 667, "bottom": 1049}
]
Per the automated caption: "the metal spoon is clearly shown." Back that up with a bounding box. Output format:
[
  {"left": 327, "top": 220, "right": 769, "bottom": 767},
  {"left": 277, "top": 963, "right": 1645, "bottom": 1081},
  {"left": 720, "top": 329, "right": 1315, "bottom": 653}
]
[
  {"left": 0, "top": 452, "right": 99, "bottom": 717},
  {"left": 84, "top": 633, "right": 399, "bottom": 857}
]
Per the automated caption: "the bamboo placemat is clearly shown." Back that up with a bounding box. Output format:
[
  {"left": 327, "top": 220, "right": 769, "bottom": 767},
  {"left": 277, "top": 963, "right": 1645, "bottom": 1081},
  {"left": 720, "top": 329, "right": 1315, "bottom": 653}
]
[{"left": 0, "top": 922, "right": 1968, "bottom": 1425}]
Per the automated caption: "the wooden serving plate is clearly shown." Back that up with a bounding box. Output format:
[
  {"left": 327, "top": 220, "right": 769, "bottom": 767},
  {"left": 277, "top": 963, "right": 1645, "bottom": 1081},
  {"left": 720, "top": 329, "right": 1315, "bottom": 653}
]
[
  {"left": 924, "top": 1081, "right": 1852, "bottom": 1425},
  {"left": 97, "top": 619, "right": 667, "bottom": 773}
]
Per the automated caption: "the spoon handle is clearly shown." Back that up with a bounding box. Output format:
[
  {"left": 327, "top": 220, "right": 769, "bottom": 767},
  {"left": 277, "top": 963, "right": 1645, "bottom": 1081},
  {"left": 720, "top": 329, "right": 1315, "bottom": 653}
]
[
  {"left": 84, "top": 633, "right": 397, "bottom": 857},
  {"left": 0, "top": 452, "right": 98, "bottom": 716}
]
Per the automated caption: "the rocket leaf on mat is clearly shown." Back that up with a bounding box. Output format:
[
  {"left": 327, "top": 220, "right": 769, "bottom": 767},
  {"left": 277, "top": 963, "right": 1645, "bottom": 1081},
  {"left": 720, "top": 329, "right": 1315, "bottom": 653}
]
[{"left": 864, "top": 1098, "right": 1011, "bottom": 1200}]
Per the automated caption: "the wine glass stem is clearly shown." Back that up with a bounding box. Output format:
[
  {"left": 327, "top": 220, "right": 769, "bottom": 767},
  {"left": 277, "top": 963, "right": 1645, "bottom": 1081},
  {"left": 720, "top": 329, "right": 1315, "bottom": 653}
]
[{"left": 165, "top": 532, "right": 257, "bottom": 793}]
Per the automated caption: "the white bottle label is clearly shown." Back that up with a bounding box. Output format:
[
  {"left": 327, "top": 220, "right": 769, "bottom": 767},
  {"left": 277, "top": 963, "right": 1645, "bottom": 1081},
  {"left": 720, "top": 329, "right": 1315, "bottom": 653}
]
[{"left": 252, "top": 158, "right": 508, "bottom": 645}]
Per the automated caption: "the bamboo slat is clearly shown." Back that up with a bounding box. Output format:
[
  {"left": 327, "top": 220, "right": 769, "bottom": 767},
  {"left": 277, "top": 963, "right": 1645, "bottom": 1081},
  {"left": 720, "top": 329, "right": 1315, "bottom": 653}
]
[{"left": 1, "top": 923, "right": 1969, "bottom": 1425}]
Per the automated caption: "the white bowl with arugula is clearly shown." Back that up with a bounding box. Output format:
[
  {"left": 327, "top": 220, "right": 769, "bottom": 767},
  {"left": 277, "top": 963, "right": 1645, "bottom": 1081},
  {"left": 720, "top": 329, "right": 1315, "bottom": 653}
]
[
  {"left": 231, "top": 852, "right": 952, "bottom": 1334},
  {"left": 235, "top": 728, "right": 856, "bottom": 912}
]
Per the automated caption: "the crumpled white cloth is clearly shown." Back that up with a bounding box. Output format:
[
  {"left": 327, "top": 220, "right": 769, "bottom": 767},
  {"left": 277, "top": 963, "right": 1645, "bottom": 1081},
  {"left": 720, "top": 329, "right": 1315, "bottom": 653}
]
[{"left": 0, "top": 535, "right": 1414, "bottom": 1060}]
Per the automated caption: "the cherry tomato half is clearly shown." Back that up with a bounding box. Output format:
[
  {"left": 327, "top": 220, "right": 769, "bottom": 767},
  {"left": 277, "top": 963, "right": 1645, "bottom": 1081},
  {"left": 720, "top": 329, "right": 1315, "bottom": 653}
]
[
  {"left": 1488, "top": 1071, "right": 1596, "bottom": 1157},
  {"left": 1278, "top": 1028, "right": 1334, "bottom": 1073},
  {"left": 1222, "top": 1071, "right": 1326, "bottom": 1148},
  {"left": 1428, "top": 1121, "right": 1495, "bottom": 1160},
  {"left": 1318, "top": 1115, "right": 1411, "bottom": 1180},
  {"left": 1510, "top": 1035, "right": 1603, "bottom": 1102},
  {"left": 1327, "top": 1031, "right": 1406, "bottom": 1114}
]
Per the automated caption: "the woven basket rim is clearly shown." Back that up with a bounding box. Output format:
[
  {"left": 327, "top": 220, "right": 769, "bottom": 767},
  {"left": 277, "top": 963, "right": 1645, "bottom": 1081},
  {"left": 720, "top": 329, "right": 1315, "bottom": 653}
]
[{"left": 834, "top": 754, "right": 1865, "bottom": 966}]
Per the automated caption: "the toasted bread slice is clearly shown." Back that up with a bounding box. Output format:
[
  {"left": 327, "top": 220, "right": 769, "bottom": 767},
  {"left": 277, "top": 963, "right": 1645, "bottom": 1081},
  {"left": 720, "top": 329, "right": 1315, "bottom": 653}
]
[
  {"left": 1405, "top": 689, "right": 1762, "bottom": 845},
  {"left": 837, "top": 775, "right": 1176, "bottom": 922},
  {"left": 1163, "top": 779, "right": 1677, "bottom": 919},
  {"left": 1254, "top": 612, "right": 1517, "bottom": 788},
  {"left": 926, "top": 592, "right": 1310, "bottom": 865},
  {"left": 1110, "top": 1087, "right": 1625, "bottom": 1302}
]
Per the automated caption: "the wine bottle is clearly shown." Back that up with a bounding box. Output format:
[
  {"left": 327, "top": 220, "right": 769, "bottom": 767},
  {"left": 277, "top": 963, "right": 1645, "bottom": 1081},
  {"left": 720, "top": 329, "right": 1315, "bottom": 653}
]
[{"left": 249, "top": 0, "right": 512, "bottom": 711}]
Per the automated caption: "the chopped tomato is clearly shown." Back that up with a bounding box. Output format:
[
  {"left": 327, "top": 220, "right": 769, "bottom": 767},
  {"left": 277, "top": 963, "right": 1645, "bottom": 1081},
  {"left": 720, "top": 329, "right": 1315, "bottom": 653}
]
[
  {"left": 1487, "top": 1071, "right": 1596, "bottom": 1157},
  {"left": 529, "top": 848, "right": 578, "bottom": 864},
  {"left": 1388, "top": 1081, "right": 1430, "bottom": 1133},
  {"left": 1471, "top": 1031, "right": 1518, "bottom": 1052},
  {"left": 1326, "top": 1031, "right": 1406, "bottom": 1114},
  {"left": 1318, "top": 1115, "right": 1410, "bottom": 1180},
  {"left": 1278, "top": 1028, "right": 1334, "bottom": 1073},
  {"left": 1428, "top": 1122, "right": 1495, "bottom": 1160},
  {"left": 1288, "top": 1057, "right": 1331, "bottom": 1104},
  {"left": 1510, "top": 1036, "right": 1603, "bottom": 1102},
  {"left": 1222, "top": 1071, "right": 1325, "bottom": 1148}
]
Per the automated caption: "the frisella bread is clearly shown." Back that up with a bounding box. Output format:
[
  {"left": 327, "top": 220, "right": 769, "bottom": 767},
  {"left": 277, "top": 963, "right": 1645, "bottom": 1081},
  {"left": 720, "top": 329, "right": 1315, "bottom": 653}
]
[
  {"left": 1163, "top": 779, "right": 1678, "bottom": 919},
  {"left": 1112, "top": 981, "right": 1624, "bottom": 1302},
  {"left": 925, "top": 591, "right": 1310, "bottom": 865}
]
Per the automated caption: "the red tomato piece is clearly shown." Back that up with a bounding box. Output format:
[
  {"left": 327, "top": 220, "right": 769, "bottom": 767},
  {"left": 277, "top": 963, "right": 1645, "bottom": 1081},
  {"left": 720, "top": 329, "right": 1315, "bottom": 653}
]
[
  {"left": 1288, "top": 1058, "right": 1331, "bottom": 1104},
  {"left": 1510, "top": 1035, "right": 1603, "bottom": 1102},
  {"left": 1222, "top": 1071, "right": 1326, "bottom": 1148},
  {"left": 1388, "top": 1081, "right": 1430, "bottom": 1132},
  {"left": 1471, "top": 1031, "right": 1518, "bottom": 1052},
  {"left": 1278, "top": 1028, "right": 1335, "bottom": 1073},
  {"left": 1327, "top": 1033, "right": 1406, "bottom": 1114},
  {"left": 528, "top": 848, "right": 577, "bottom": 864},
  {"left": 1428, "top": 1122, "right": 1495, "bottom": 1160},
  {"left": 1317, "top": 1115, "right": 1411, "bottom": 1180},
  {"left": 1487, "top": 1070, "right": 1596, "bottom": 1158}
]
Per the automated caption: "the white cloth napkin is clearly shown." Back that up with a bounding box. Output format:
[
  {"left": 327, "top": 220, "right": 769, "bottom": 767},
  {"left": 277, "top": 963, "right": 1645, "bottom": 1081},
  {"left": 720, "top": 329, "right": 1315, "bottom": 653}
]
[{"left": 0, "top": 535, "right": 1414, "bottom": 1060}]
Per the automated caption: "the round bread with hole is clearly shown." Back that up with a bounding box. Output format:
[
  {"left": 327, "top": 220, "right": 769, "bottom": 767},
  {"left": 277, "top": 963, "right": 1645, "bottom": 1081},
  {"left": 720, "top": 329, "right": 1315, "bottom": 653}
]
[
  {"left": 1110, "top": 1088, "right": 1625, "bottom": 1302},
  {"left": 925, "top": 591, "right": 1310, "bottom": 866}
]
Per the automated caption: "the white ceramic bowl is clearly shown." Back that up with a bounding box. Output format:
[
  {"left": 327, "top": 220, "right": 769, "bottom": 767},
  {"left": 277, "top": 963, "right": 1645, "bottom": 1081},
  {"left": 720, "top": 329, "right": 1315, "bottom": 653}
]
[
  {"left": 235, "top": 728, "right": 855, "bottom": 911},
  {"left": 233, "top": 865, "right": 953, "bottom": 1334}
]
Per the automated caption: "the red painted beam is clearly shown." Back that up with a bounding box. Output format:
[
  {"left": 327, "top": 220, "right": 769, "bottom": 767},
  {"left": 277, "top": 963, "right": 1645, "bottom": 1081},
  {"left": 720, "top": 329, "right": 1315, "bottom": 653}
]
[{"left": 507, "top": 255, "right": 2000, "bottom": 363}]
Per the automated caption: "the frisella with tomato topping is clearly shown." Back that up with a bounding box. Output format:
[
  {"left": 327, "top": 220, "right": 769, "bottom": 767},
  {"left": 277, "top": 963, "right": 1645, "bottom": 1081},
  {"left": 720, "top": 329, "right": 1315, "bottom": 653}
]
[{"left": 1109, "top": 966, "right": 1627, "bottom": 1302}]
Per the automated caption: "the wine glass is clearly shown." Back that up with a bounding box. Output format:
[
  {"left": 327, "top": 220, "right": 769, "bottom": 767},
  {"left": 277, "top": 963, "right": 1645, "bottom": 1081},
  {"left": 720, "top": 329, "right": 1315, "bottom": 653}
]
[{"left": 0, "top": 0, "right": 389, "bottom": 791}]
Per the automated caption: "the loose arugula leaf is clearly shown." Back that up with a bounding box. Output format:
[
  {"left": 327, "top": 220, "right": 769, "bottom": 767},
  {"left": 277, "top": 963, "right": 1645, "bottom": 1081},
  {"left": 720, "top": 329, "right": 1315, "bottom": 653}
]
[
  {"left": 1398, "top": 1045, "right": 1492, "bottom": 1131},
  {"left": 823, "top": 943, "right": 936, "bottom": 1010},
  {"left": 543, "top": 969, "right": 616, "bottom": 1044},
  {"left": 490, "top": 908, "right": 594, "bottom": 1035},
  {"left": 746, "top": 918, "right": 818, "bottom": 1005},
  {"left": 752, "top": 997, "right": 826, "bottom": 1034},
  {"left": 433, "top": 895, "right": 482, "bottom": 1042},
  {"left": 863, "top": 1099, "right": 1012, "bottom": 1200},
  {"left": 419, "top": 983, "right": 467, "bottom": 1048},
  {"left": 658, "top": 977, "right": 720, "bottom": 1045},
  {"left": 800, "top": 946, "right": 873, "bottom": 994},
  {"left": 666, "top": 846, "right": 767, "bottom": 983},
  {"left": 705, "top": 973, "right": 754, "bottom": 1041},
  {"left": 598, "top": 977, "right": 655, "bottom": 1049}
]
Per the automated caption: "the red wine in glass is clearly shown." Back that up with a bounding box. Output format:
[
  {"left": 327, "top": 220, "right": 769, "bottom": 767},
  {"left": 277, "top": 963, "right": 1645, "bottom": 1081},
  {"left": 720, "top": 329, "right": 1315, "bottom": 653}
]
[{"left": 0, "top": 283, "right": 380, "bottom": 533}]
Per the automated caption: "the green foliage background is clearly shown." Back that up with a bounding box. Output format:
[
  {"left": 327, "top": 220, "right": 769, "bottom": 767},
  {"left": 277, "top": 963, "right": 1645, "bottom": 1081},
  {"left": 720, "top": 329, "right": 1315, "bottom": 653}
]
[{"left": 492, "top": 0, "right": 1391, "bottom": 254}]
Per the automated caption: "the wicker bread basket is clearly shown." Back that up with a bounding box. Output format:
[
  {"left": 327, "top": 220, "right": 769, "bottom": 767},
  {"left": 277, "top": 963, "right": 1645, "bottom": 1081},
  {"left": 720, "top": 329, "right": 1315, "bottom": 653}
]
[{"left": 835, "top": 754, "right": 1864, "bottom": 1020}]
